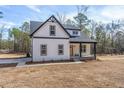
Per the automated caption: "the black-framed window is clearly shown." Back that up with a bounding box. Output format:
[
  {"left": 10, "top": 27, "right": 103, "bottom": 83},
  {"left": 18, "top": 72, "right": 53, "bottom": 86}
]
[
  {"left": 58, "top": 44, "right": 64, "bottom": 55},
  {"left": 73, "top": 31, "right": 78, "bottom": 35},
  {"left": 40, "top": 44, "right": 47, "bottom": 56},
  {"left": 82, "top": 45, "right": 86, "bottom": 52},
  {"left": 49, "top": 25, "right": 56, "bottom": 36}
]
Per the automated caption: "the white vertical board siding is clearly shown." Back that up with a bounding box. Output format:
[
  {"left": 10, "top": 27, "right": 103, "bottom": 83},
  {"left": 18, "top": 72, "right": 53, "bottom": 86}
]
[
  {"left": 33, "top": 21, "right": 69, "bottom": 38},
  {"left": 67, "top": 30, "right": 80, "bottom": 36},
  {"left": 32, "top": 38, "right": 70, "bottom": 62}
]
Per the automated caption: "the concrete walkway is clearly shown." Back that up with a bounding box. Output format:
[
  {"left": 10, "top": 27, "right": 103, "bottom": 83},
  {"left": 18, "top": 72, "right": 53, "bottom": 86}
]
[
  {"left": 0, "top": 58, "right": 84, "bottom": 68},
  {"left": 0, "top": 58, "right": 31, "bottom": 66},
  {"left": 17, "top": 61, "right": 84, "bottom": 68},
  {"left": 16, "top": 62, "right": 26, "bottom": 67}
]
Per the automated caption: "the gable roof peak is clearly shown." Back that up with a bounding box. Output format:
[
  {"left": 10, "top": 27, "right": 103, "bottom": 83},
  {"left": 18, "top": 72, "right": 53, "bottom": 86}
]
[
  {"left": 30, "top": 15, "right": 71, "bottom": 37},
  {"left": 51, "top": 15, "right": 55, "bottom": 17}
]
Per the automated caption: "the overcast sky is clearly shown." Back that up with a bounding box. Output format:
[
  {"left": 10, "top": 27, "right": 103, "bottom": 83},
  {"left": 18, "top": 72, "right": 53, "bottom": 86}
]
[{"left": 0, "top": 5, "right": 124, "bottom": 29}]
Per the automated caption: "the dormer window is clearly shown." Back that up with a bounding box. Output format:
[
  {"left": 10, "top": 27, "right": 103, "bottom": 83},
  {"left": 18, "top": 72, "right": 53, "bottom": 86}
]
[
  {"left": 73, "top": 31, "right": 78, "bottom": 35},
  {"left": 50, "top": 25, "right": 56, "bottom": 36}
]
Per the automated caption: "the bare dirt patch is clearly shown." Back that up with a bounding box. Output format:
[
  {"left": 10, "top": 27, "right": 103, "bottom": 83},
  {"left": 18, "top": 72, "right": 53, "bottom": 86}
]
[
  {"left": 97, "top": 55, "right": 124, "bottom": 61},
  {"left": 0, "top": 55, "right": 124, "bottom": 88},
  {"left": 0, "top": 53, "right": 26, "bottom": 59}
]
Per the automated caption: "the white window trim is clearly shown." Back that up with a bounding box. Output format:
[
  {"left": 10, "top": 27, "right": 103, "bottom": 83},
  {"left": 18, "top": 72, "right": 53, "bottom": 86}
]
[
  {"left": 40, "top": 44, "right": 47, "bottom": 56},
  {"left": 58, "top": 44, "right": 64, "bottom": 55},
  {"left": 50, "top": 25, "right": 56, "bottom": 36}
]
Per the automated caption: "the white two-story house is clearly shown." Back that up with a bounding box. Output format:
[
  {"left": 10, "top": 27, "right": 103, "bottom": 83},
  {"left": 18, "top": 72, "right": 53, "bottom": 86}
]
[{"left": 30, "top": 15, "right": 97, "bottom": 62}]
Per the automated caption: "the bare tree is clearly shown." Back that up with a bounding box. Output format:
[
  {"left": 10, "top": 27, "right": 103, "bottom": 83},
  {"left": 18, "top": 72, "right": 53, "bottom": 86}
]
[
  {"left": 114, "top": 31, "right": 124, "bottom": 54},
  {"left": 74, "top": 6, "right": 90, "bottom": 32},
  {"left": 89, "top": 20, "right": 97, "bottom": 39},
  {"left": 0, "top": 25, "right": 5, "bottom": 49},
  {"left": 0, "top": 11, "right": 3, "bottom": 18},
  {"left": 76, "top": 5, "right": 89, "bottom": 14},
  {"left": 56, "top": 12, "right": 66, "bottom": 24}
]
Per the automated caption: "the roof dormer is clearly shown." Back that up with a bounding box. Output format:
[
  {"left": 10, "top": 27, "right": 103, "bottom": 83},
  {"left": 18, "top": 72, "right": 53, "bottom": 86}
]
[{"left": 66, "top": 28, "right": 81, "bottom": 37}]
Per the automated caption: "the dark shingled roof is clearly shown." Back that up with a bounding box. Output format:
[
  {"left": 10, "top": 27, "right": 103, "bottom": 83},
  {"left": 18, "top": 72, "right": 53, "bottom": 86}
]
[
  {"left": 70, "top": 31, "right": 96, "bottom": 43},
  {"left": 30, "top": 21, "right": 43, "bottom": 34},
  {"left": 62, "top": 24, "right": 80, "bottom": 30}
]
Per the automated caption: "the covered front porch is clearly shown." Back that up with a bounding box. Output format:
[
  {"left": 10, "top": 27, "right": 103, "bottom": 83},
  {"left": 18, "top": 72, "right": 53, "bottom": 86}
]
[{"left": 70, "top": 42, "right": 96, "bottom": 60}]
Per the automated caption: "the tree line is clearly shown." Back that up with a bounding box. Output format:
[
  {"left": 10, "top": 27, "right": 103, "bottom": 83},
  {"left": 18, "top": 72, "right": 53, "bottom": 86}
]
[
  {"left": 57, "top": 6, "right": 124, "bottom": 55},
  {"left": 0, "top": 16, "right": 30, "bottom": 53},
  {"left": 0, "top": 6, "right": 124, "bottom": 55}
]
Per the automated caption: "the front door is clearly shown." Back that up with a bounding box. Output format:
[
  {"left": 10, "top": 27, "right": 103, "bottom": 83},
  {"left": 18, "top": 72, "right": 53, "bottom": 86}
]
[{"left": 70, "top": 44, "right": 80, "bottom": 57}]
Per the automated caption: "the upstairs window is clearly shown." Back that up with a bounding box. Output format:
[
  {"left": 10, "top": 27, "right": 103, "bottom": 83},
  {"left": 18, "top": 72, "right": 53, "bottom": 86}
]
[
  {"left": 58, "top": 44, "right": 64, "bottom": 55},
  {"left": 82, "top": 45, "right": 86, "bottom": 52},
  {"left": 40, "top": 44, "right": 47, "bottom": 56},
  {"left": 49, "top": 25, "right": 56, "bottom": 36}
]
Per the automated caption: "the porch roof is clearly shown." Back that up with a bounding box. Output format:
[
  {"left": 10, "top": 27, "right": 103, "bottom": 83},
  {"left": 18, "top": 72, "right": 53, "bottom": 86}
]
[{"left": 70, "top": 32, "right": 97, "bottom": 43}]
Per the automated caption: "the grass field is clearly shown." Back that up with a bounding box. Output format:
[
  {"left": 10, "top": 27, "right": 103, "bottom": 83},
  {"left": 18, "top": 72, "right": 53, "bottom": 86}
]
[{"left": 0, "top": 55, "right": 124, "bottom": 88}]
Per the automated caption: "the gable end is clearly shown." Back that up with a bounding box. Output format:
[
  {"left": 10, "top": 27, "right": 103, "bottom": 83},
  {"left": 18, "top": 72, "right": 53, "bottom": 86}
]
[{"left": 30, "top": 15, "right": 71, "bottom": 37}]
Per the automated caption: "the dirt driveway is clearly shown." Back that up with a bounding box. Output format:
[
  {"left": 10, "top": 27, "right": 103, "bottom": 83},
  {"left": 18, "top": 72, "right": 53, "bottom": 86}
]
[{"left": 0, "top": 55, "right": 124, "bottom": 88}]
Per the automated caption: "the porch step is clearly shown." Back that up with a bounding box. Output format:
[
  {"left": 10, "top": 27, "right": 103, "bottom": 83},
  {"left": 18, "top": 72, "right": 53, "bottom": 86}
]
[{"left": 73, "top": 58, "right": 80, "bottom": 61}]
